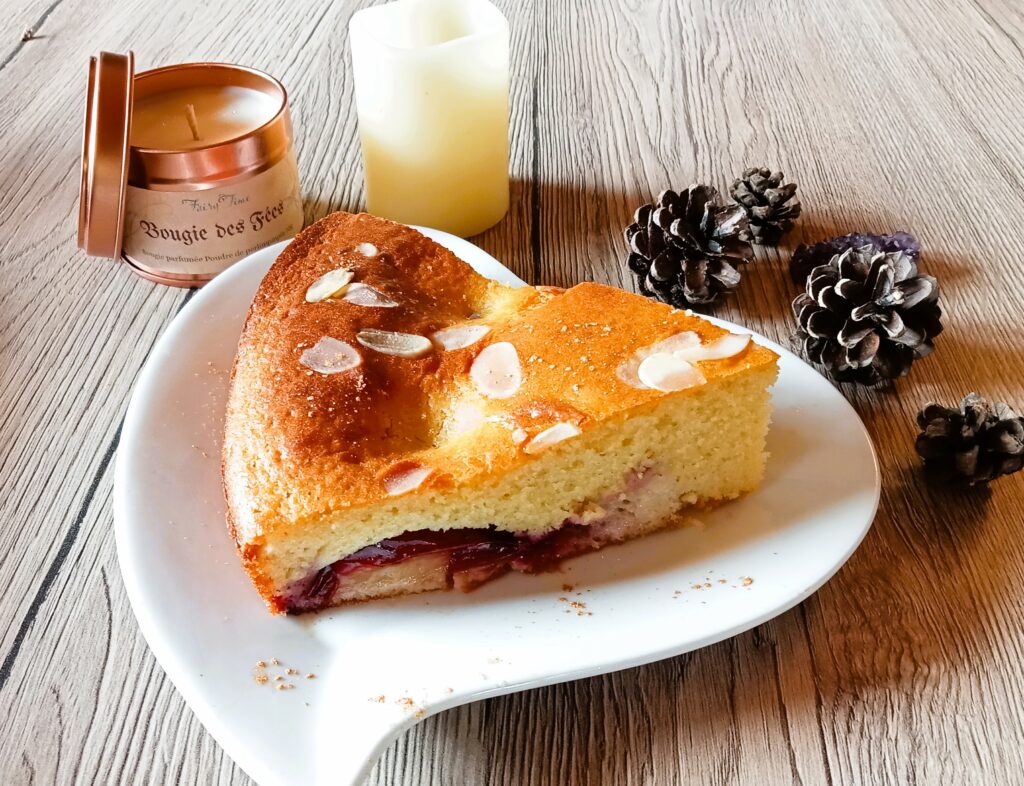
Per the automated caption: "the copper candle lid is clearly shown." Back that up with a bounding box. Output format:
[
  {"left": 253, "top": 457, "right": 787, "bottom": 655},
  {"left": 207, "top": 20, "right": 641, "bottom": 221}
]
[
  {"left": 78, "top": 51, "right": 134, "bottom": 259},
  {"left": 77, "top": 53, "right": 302, "bottom": 287}
]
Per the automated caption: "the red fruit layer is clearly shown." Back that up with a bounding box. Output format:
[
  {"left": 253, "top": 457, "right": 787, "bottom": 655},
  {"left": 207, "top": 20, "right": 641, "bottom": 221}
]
[{"left": 284, "top": 522, "right": 603, "bottom": 613}]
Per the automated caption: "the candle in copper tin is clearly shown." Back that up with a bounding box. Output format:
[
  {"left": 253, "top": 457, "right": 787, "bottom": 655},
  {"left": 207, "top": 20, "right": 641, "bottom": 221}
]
[{"left": 79, "top": 52, "right": 304, "bottom": 287}]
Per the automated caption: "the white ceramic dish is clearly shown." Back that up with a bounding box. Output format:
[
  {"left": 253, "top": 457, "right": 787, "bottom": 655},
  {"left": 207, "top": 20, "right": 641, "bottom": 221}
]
[{"left": 115, "top": 230, "right": 879, "bottom": 786}]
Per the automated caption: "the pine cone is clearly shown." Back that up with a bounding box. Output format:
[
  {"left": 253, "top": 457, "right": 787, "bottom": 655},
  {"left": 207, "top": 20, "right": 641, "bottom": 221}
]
[
  {"left": 916, "top": 393, "right": 1024, "bottom": 484},
  {"left": 624, "top": 186, "right": 753, "bottom": 307},
  {"left": 792, "top": 245, "right": 942, "bottom": 385},
  {"left": 790, "top": 231, "right": 919, "bottom": 285},
  {"left": 729, "top": 167, "right": 801, "bottom": 245}
]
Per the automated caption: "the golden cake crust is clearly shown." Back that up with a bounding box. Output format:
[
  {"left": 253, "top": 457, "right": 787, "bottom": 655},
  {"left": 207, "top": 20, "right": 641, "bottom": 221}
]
[{"left": 222, "top": 212, "right": 777, "bottom": 596}]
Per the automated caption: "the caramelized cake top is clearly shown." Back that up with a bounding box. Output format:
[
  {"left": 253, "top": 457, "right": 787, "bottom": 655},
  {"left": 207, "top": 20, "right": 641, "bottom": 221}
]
[{"left": 222, "top": 212, "right": 777, "bottom": 545}]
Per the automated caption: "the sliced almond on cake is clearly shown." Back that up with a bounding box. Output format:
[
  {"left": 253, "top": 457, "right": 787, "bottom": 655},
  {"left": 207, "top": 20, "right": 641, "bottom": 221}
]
[
  {"left": 617, "top": 331, "right": 749, "bottom": 389},
  {"left": 356, "top": 329, "right": 433, "bottom": 358},
  {"left": 432, "top": 324, "right": 491, "bottom": 350},
  {"left": 523, "top": 422, "right": 582, "bottom": 454},
  {"left": 305, "top": 268, "right": 354, "bottom": 303},
  {"left": 383, "top": 463, "right": 433, "bottom": 496},
  {"left": 342, "top": 283, "right": 399, "bottom": 308},
  {"left": 470, "top": 342, "right": 522, "bottom": 399},
  {"left": 637, "top": 353, "right": 706, "bottom": 392},
  {"left": 299, "top": 337, "right": 361, "bottom": 374},
  {"left": 680, "top": 333, "right": 751, "bottom": 361}
]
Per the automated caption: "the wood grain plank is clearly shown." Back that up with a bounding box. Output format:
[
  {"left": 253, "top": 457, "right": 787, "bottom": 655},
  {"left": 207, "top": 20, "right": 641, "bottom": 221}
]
[
  {"left": 3, "top": 0, "right": 1024, "bottom": 784},
  {"left": 0, "top": 0, "right": 64, "bottom": 70}
]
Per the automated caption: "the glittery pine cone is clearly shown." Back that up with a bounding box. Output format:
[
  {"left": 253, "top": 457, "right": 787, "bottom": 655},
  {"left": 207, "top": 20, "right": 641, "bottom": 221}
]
[
  {"left": 916, "top": 393, "right": 1024, "bottom": 484},
  {"left": 624, "top": 185, "right": 753, "bottom": 307},
  {"left": 790, "top": 231, "right": 919, "bottom": 285},
  {"left": 729, "top": 167, "right": 801, "bottom": 245},
  {"left": 792, "top": 244, "right": 942, "bottom": 385}
]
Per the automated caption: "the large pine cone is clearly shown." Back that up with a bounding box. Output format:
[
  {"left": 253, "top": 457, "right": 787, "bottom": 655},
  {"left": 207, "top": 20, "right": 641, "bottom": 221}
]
[
  {"left": 624, "top": 186, "right": 753, "bottom": 307},
  {"left": 916, "top": 393, "right": 1024, "bottom": 484},
  {"left": 792, "top": 245, "right": 942, "bottom": 384},
  {"left": 729, "top": 167, "right": 801, "bottom": 245}
]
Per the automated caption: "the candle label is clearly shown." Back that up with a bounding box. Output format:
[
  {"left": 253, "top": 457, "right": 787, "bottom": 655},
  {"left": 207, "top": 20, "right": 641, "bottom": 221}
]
[{"left": 122, "top": 152, "right": 303, "bottom": 279}]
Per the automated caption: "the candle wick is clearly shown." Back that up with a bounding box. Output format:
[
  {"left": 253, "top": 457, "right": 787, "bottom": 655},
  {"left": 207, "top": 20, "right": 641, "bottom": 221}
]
[{"left": 185, "top": 103, "right": 201, "bottom": 142}]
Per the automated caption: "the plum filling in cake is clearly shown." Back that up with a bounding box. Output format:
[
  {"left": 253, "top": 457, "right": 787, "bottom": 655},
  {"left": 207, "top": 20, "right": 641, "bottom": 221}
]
[
  {"left": 285, "top": 525, "right": 588, "bottom": 613},
  {"left": 282, "top": 465, "right": 680, "bottom": 613}
]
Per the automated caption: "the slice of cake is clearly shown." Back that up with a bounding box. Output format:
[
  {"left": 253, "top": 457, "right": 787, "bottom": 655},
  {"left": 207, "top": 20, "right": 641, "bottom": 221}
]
[{"left": 222, "top": 212, "right": 778, "bottom": 613}]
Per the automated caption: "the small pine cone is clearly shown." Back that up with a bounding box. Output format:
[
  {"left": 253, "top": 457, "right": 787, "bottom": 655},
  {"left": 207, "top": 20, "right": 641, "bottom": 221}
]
[
  {"left": 729, "top": 167, "right": 801, "bottom": 245},
  {"left": 624, "top": 185, "right": 753, "bottom": 307},
  {"left": 792, "top": 245, "right": 942, "bottom": 385},
  {"left": 916, "top": 393, "right": 1024, "bottom": 484}
]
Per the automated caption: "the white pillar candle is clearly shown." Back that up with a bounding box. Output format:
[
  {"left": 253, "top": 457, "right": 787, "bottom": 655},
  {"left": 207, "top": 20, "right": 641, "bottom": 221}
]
[
  {"left": 130, "top": 85, "right": 281, "bottom": 150},
  {"left": 349, "top": 0, "right": 510, "bottom": 237}
]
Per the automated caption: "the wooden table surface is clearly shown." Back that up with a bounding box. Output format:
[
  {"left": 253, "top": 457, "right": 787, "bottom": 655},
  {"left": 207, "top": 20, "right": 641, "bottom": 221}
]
[{"left": 3, "top": 0, "right": 1024, "bottom": 783}]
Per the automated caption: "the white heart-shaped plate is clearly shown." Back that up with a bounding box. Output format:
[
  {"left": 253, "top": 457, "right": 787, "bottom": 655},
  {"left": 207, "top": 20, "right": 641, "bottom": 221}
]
[{"left": 115, "top": 229, "right": 879, "bottom": 786}]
